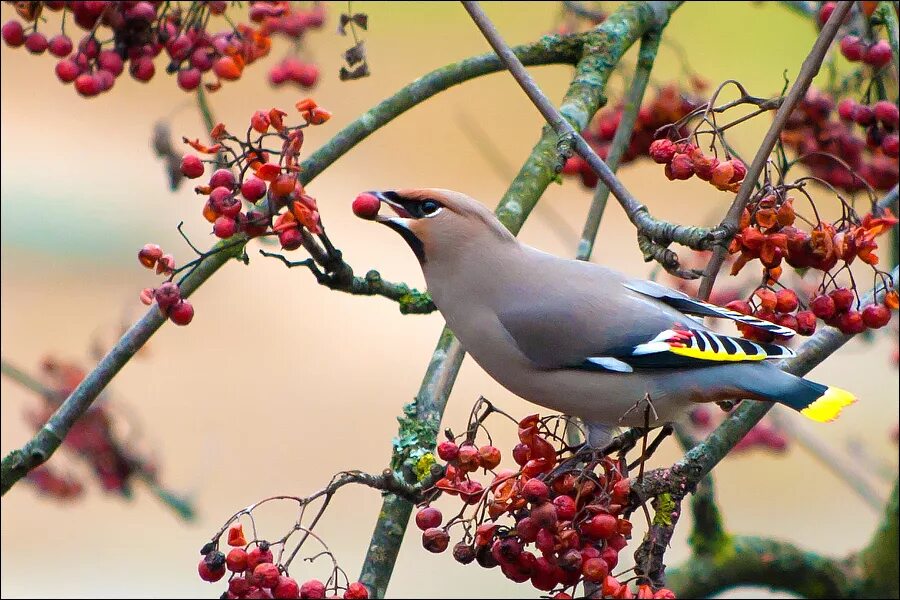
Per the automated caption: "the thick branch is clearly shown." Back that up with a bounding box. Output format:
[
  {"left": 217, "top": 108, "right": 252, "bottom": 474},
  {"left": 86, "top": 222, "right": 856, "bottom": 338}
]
[
  {"left": 0, "top": 34, "right": 583, "bottom": 497},
  {"left": 697, "top": 0, "right": 853, "bottom": 300}
]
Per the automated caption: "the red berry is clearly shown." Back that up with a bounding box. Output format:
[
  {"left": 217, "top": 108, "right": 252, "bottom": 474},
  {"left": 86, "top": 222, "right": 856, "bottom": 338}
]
[
  {"left": 198, "top": 553, "right": 226, "bottom": 583},
  {"left": 97, "top": 50, "right": 123, "bottom": 76},
  {"left": 874, "top": 101, "right": 899, "bottom": 128},
  {"left": 600, "top": 545, "right": 620, "bottom": 569},
  {"left": 154, "top": 281, "right": 181, "bottom": 310},
  {"left": 853, "top": 104, "right": 875, "bottom": 126},
  {"left": 581, "top": 513, "right": 617, "bottom": 539},
  {"left": 811, "top": 294, "right": 836, "bottom": 319},
  {"left": 214, "top": 216, "right": 237, "bottom": 239},
  {"left": 343, "top": 582, "right": 369, "bottom": 599},
  {"left": 795, "top": 310, "right": 817, "bottom": 336},
  {"left": 837, "top": 310, "right": 866, "bottom": 334},
  {"left": 582, "top": 557, "right": 609, "bottom": 583},
  {"left": 726, "top": 299, "right": 752, "bottom": 315},
  {"left": 837, "top": 98, "right": 856, "bottom": 121},
  {"left": 415, "top": 506, "right": 442, "bottom": 530},
  {"left": 48, "top": 34, "right": 73, "bottom": 57},
  {"left": 254, "top": 563, "right": 280, "bottom": 589},
  {"left": 818, "top": 2, "right": 835, "bottom": 26},
  {"left": 840, "top": 35, "right": 864, "bottom": 62},
  {"left": 668, "top": 153, "right": 694, "bottom": 180},
  {"left": 478, "top": 445, "right": 502, "bottom": 470},
  {"left": 214, "top": 55, "right": 242, "bottom": 80},
  {"left": 24, "top": 32, "right": 47, "bottom": 54},
  {"left": 1, "top": 20, "right": 25, "bottom": 47},
  {"left": 728, "top": 159, "right": 748, "bottom": 183},
  {"left": 457, "top": 444, "right": 481, "bottom": 471},
  {"left": 862, "top": 304, "right": 891, "bottom": 328},
  {"left": 654, "top": 589, "right": 677, "bottom": 599},
  {"left": 299, "top": 579, "right": 326, "bottom": 599},
  {"left": 422, "top": 528, "right": 449, "bottom": 553},
  {"left": 209, "top": 168, "right": 236, "bottom": 190},
  {"left": 180, "top": 155, "right": 205, "bottom": 178},
  {"left": 177, "top": 68, "right": 202, "bottom": 91},
  {"left": 55, "top": 59, "right": 80, "bottom": 83},
  {"left": 830, "top": 288, "right": 855, "bottom": 313},
  {"left": 352, "top": 193, "right": 381, "bottom": 220},
  {"left": 530, "top": 501, "right": 558, "bottom": 529},
  {"left": 648, "top": 139, "right": 677, "bottom": 164},
  {"left": 775, "top": 289, "right": 799, "bottom": 313},
  {"left": 247, "top": 545, "right": 274, "bottom": 570},
  {"left": 452, "top": 542, "right": 477, "bottom": 565},
  {"left": 273, "top": 576, "right": 300, "bottom": 599},
  {"left": 74, "top": 73, "right": 100, "bottom": 97},
  {"left": 226, "top": 548, "right": 248, "bottom": 572},
  {"left": 864, "top": 40, "right": 892, "bottom": 68},
  {"left": 523, "top": 478, "right": 550, "bottom": 503},
  {"left": 229, "top": 577, "right": 251, "bottom": 596},
  {"left": 278, "top": 227, "right": 303, "bottom": 250},
  {"left": 552, "top": 494, "right": 577, "bottom": 520},
  {"left": 138, "top": 243, "right": 163, "bottom": 268},
  {"left": 169, "top": 300, "right": 194, "bottom": 326},
  {"left": 512, "top": 442, "right": 530, "bottom": 466},
  {"left": 130, "top": 57, "right": 155, "bottom": 81},
  {"left": 241, "top": 176, "right": 268, "bottom": 201},
  {"left": 436, "top": 440, "right": 459, "bottom": 461}
]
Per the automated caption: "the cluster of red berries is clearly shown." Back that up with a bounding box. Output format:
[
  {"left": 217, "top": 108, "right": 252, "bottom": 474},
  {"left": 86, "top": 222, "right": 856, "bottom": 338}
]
[
  {"left": 781, "top": 90, "right": 898, "bottom": 192},
  {"left": 416, "top": 414, "right": 675, "bottom": 598},
  {"left": 137, "top": 100, "right": 332, "bottom": 324},
  {"left": 722, "top": 183, "right": 897, "bottom": 339},
  {"left": 137, "top": 278, "right": 195, "bottom": 326},
  {"left": 199, "top": 524, "right": 368, "bottom": 599},
  {"left": 269, "top": 57, "right": 320, "bottom": 88},
  {"left": 648, "top": 139, "right": 747, "bottom": 192},
  {"left": 23, "top": 357, "right": 158, "bottom": 497},
  {"left": 181, "top": 100, "right": 329, "bottom": 248},
  {"left": 689, "top": 408, "right": 788, "bottom": 454},
  {"left": 838, "top": 35, "right": 892, "bottom": 69},
  {"left": 0, "top": 1, "right": 323, "bottom": 97},
  {"left": 562, "top": 83, "right": 706, "bottom": 188}
]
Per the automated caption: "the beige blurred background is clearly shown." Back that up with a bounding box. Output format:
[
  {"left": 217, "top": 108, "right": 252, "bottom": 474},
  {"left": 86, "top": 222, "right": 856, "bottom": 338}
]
[{"left": 1, "top": 2, "right": 897, "bottom": 598}]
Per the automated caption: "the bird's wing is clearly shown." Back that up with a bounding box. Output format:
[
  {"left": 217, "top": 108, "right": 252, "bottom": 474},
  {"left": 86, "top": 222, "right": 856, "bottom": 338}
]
[
  {"left": 621, "top": 279, "right": 795, "bottom": 338},
  {"left": 497, "top": 299, "right": 795, "bottom": 374}
]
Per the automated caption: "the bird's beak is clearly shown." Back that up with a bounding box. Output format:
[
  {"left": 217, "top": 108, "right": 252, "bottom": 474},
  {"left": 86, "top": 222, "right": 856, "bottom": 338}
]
[{"left": 370, "top": 191, "right": 413, "bottom": 228}]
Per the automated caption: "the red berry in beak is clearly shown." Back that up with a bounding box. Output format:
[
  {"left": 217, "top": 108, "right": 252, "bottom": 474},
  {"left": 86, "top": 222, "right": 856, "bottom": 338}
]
[{"left": 352, "top": 193, "right": 381, "bottom": 220}]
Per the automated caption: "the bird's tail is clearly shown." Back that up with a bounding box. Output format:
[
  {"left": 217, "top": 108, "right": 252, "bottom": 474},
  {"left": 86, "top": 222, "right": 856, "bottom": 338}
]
[{"left": 742, "top": 368, "right": 856, "bottom": 422}]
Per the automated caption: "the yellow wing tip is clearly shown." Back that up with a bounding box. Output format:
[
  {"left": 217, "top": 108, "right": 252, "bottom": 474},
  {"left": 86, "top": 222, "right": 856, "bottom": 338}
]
[{"left": 800, "top": 387, "right": 857, "bottom": 423}]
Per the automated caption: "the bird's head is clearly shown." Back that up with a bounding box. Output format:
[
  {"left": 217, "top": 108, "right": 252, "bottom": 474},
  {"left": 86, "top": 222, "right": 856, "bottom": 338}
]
[{"left": 353, "top": 188, "right": 515, "bottom": 263}]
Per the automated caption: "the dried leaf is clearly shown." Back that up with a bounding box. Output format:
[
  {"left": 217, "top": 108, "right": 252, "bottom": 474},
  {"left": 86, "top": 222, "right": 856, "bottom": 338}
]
[
  {"left": 339, "top": 62, "right": 370, "bottom": 81},
  {"left": 352, "top": 13, "right": 368, "bottom": 29},
  {"left": 338, "top": 13, "right": 351, "bottom": 35},
  {"left": 343, "top": 41, "right": 366, "bottom": 66}
]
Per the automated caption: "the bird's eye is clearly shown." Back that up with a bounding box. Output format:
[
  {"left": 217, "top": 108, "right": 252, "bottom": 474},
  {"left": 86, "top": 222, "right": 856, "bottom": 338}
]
[{"left": 420, "top": 200, "right": 441, "bottom": 216}]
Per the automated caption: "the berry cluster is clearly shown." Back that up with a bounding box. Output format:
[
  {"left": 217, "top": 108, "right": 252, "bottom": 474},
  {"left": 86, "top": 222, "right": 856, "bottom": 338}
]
[
  {"left": 200, "top": 521, "right": 368, "bottom": 598},
  {"left": 0, "top": 1, "right": 324, "bottom": 97},
  {"left": 21, "top": 356, "right": 165, "bottom": 499},
  {"left": 138, "top": 100, "right": 331, "bottom": 324},
  {"left": 838, "top": 35, "right": 892, "bottom": 69},
  {"left": 561, "top": 84, "right": 706, "bottom": 188},
  {"left": 416, "top": 410, "right": 674, "bottom": 598},
  {"left": 723, "top": 182, "right": 897, "bottom": 340},
  {"left": 781, "top": 90, "right": 898, "bottom": 192},
  {"left": 648, "top": 139, "right": 747, "bottom": 192}
]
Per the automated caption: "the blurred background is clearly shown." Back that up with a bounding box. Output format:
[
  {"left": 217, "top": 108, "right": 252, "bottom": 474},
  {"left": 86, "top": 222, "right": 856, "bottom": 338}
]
[{"left": 1, "top": 2, "right": 897, "bottom": 598}]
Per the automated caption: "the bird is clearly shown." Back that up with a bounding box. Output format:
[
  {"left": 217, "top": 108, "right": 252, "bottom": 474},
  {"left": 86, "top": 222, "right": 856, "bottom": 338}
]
[{"left": 352, "top": 188, "right": 856, "bottom": 447}]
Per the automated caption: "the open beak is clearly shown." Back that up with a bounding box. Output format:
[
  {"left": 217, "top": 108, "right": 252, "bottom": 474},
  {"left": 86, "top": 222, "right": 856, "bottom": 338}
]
[{"left": 370, "top": 191, "right": 413, "bottom": 227}]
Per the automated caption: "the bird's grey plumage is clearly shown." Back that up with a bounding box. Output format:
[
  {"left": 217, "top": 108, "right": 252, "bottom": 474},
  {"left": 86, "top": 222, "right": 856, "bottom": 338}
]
[{"left": 364, "top": 188, "right": 855, "bottom": 445}]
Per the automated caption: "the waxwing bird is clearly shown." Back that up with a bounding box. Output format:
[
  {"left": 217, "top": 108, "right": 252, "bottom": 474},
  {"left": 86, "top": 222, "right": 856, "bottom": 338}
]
[{"left": 355, "top": 188, "right": 855, "bottom": 446}]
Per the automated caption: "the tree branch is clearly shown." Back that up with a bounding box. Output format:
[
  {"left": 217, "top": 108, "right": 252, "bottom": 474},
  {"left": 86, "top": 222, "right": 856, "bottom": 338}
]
[
  {"left": 577, "top": 29, "right": 661, "bottom": 261},
  {"left": 697, "top": 0, "right": 853, "bottom": 300},
  {"left": 0, "top": 35, "right": 585, "bottom": 497}
]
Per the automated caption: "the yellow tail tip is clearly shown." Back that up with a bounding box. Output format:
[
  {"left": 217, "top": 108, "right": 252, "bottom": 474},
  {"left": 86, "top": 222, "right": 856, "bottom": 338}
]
[{"left": 800, "top": 387, "right": 856, "bottom": 422}]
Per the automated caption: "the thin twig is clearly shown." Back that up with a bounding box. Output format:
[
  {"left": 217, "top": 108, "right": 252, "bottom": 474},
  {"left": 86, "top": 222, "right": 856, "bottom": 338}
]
[
  {"left": 696, "top": 0, "right": 853, "bottom": 300},
  {"left": 1, "top": 359, "right": 57, "bottom": 400}
]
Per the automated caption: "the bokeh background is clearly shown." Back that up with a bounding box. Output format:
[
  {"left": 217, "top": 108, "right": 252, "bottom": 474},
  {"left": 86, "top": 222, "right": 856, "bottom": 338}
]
[{"left": 1, "top": 2, "right": 897, "bottom": 598}]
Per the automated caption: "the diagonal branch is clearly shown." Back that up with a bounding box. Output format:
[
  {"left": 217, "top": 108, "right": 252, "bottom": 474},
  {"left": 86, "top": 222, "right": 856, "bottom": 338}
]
[{"left": 696, "top": 0, "right": 854, "bottom": 300}]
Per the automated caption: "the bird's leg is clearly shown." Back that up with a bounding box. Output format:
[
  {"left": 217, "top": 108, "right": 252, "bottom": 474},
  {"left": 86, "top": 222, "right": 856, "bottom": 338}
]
[{"left": 619, "top": 393, "right": 659, "bottom": 424}]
